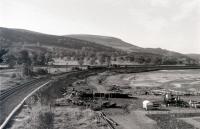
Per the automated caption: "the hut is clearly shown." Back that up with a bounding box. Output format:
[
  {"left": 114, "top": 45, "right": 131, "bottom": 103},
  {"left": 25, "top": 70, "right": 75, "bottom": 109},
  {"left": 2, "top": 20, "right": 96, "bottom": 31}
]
[{"left": 143, "top": 100, "right": 153, "bottom": 110}]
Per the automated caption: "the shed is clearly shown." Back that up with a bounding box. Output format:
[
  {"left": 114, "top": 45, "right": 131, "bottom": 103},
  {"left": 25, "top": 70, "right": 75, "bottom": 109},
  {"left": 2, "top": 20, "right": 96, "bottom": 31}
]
[{"left": 143, "top": 100, "right": 153, "bottom": 110}]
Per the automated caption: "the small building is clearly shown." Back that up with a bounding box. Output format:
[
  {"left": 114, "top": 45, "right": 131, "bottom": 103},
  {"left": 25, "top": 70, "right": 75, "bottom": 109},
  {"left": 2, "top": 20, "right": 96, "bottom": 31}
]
[{"left": 143, "top": 100, "right": 153, "bottom": 110}]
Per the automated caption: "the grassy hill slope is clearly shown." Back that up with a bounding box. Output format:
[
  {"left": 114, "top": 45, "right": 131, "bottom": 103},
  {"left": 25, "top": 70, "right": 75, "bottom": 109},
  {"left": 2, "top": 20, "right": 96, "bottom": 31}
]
[
  {"left": 67, "top": 34, "right": 142, "bottom": 52},
  {"left": 66, "top": 34, "right": 193, "bottom": 59},
  {"left": 0, "top": 27, "right": 198, "bottom": 65},
  {"left": 0, "top": 27, "right": 116, "bottom": 53}
]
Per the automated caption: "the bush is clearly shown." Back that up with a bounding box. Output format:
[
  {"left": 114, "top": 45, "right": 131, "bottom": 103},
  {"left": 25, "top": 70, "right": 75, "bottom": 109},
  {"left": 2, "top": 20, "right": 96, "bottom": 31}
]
[
  {"left": 11, "top": 73, "right": 16, "bottom": 78},
  {"left": 37, "top": 111, "right": 54, "bottom": 129},
  {"left": 35, "top": 68, "right": 48, "bottom": 75},
  {"left": 122, "top": 104, "right": 130, "bottom": 113}
]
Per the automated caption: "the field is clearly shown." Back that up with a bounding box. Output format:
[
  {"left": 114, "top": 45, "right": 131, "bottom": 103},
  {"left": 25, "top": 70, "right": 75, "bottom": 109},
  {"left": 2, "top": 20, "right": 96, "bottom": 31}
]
[
  {"left": 104, "top": 69, "right": 200, "bottom": 93},
  {"left": 85, "top": 70, "right": 200, "bottom": 129},
  {"left": 179, "top": 116, "right": 200, "bottom": 129},
  {"left": 147, "top": 113, "right": 200, "bottom": 129}
]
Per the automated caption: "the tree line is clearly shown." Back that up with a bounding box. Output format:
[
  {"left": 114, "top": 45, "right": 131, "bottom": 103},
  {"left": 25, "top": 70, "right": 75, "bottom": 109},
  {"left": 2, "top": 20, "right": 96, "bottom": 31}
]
[
  {"left": 1, "top": 49, "right": 53, "bottom": 76},
  {"left": 0, "top": 46, "right": 197, "bottom": 76}
]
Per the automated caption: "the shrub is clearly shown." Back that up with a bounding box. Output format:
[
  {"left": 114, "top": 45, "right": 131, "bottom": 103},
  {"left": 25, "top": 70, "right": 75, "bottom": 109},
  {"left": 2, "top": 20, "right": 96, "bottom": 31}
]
[
  {"left": 11, "top": 73, "right": 16, "bottom": 78},
  {"left": 37, "top": 111, "right": 54, "bottom": 129},
  {"left": 122, "top": 104, "right": 130, "bottom": 113},
  {"left": 35, "top": 68, "right": 48, "bottom": 75}
]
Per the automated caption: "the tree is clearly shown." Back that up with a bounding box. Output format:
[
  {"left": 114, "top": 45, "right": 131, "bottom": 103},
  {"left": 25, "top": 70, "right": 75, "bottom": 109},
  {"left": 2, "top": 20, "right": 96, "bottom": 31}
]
[
  {"left": 30, "top": 52, "right": 38, "bottom": 65},
  {"left": 3, "top": 54, "right": 16, "bottom": 68},
  {"left": 153, "top": 57, "right": 162, "bottom": 65},
  {"left": 117, "top": 56, "right": 125, "bottom": 63},
  {"left": 88, "top": 57, "right": 96, "bottom": 65},
  {"left": 105, "top": 56, "right": 111, "bottom": 66},
  {"left": 162, "top": 57, "right": 177, "bottom": 65},
  {"left": 18, "top": 50, "right": 32, "bottom": 76},
  {"left": 136, "top": 56, "right": 145, "bottom": 64},
  {"left": 18, "top": 50, "right": 31, "bottom": 65},
  {"left": 77, "top": 57, "right": 84, "bottom": 66},
  {"left": 0, "top": 48, "right": 8, "bottom": 63},
  {"left": 129, "top": 56, "right": 135, "bottom": 62},
  {"left": 144, "top": 57, "right": 151, "bottom": 64},
  {"left": 112, "top": 56, "right": 117, "bottom": 61},
  {"left": 97, "top": 53, "right": 106, "bottom": 65},
  {"left": 45, "top": 52, "right": 53, "bottom": 65},
  {"left": 37, "top": 52, "right": 46, "bottom": 65}
]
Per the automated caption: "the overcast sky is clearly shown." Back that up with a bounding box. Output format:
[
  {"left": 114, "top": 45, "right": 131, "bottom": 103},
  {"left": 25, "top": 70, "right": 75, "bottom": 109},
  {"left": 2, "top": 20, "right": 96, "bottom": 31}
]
[{"left": 0, "top": 0, "right": 199, "bottom": 54}]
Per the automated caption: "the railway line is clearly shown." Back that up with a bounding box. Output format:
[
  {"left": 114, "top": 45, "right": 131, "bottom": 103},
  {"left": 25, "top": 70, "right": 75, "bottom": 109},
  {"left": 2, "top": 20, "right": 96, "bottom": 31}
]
[
  {"left": 0, "top": 70, "right": 84, "bottom": 128},
  {"left": 0, "top": 78, "right": 47, "bottom": 101},
  {"left": 0, "top": 69, "right": 104, "bottom": 128},
  {"left": 97, "top": 112, "right": 118, "bottom": 129},
  {"left": 0, "top": 70, "right": 82, "bottom": 102},
  {"left": 0, "top": 77, "right": 51, "bottom": 127}
]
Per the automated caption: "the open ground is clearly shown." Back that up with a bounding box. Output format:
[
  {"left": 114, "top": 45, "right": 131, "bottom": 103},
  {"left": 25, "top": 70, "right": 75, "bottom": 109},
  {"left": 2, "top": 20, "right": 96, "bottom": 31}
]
[{"left": 5, "top": 69, "right": 200, "bottom": 129}]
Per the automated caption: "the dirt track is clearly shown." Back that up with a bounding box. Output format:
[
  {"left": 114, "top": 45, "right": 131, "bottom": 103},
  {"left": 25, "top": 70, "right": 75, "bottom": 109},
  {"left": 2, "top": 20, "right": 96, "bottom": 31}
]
[{"left": 110, "top": 110, "right": 158, "bottom": 129}]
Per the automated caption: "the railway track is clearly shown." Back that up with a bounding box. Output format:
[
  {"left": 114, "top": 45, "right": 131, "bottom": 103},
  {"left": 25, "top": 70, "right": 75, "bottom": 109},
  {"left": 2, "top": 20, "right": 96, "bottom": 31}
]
[
  {"left": 0, "top": 71, "right": 87, "bottom": 116},
  {"left": 98, "top": 112, "right": 118, "bottom": 129},
  {"left": 0, "top": 71, "right": 86, "bottom": 128},
  {"left": 0, "top": 70, "right": 81, "bottom": 102},
  {"left": 0, "top": 77, "right": 48, "bottom": 101}
]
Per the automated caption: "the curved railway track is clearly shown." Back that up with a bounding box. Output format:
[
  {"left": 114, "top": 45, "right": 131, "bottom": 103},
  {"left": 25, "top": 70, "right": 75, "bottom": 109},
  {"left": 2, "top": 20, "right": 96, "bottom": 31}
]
[
  {"left": 0, "top": 70, "right": 80, "bottom": 102},
  {"left": 0, "top": 78, "right": 47, "bottom": 101},
  {"left": 0, "top": 70, "right": 85, "bottom": 128},
  {"left": 98, "top": 112, "right": 117, "bottom": 129},
  {"left": 0, "top": 77, "right": 51, "bottom": 129}
]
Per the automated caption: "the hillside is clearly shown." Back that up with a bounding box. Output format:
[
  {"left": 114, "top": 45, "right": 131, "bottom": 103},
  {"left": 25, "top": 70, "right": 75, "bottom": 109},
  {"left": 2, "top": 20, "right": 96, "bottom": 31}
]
[
  {"left": 143, "top": 48, "right": 188, "bottom": 58},
  {"left": 66, "top": 34, "right": 193, "bottom": 59},
  {"left": 67, "top": 34, "right": 142, "bottom": 52},
  {"left": 0, "top": 27, "right": 116, "bottom": 53},
  {"left": 0, "top": 27, "right": 198, "bottom": 65},
  {"left": 186, "top": 54, "right": 200, "bottom": 62}
]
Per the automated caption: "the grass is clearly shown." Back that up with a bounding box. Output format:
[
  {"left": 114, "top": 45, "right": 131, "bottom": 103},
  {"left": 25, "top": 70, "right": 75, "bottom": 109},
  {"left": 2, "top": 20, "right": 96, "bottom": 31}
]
[
  {"left": 147, "top": 113, "right": 200, "bottom": 129},
  {"left": 37, "top": 110, "right": 54, "bottom": 129}
]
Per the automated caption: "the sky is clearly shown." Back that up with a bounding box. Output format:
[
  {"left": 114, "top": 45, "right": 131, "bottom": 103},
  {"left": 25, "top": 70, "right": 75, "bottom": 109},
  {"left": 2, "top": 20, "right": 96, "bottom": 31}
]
[{"left": 0, "top": 0, "right": 200, "bottom": 54}]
